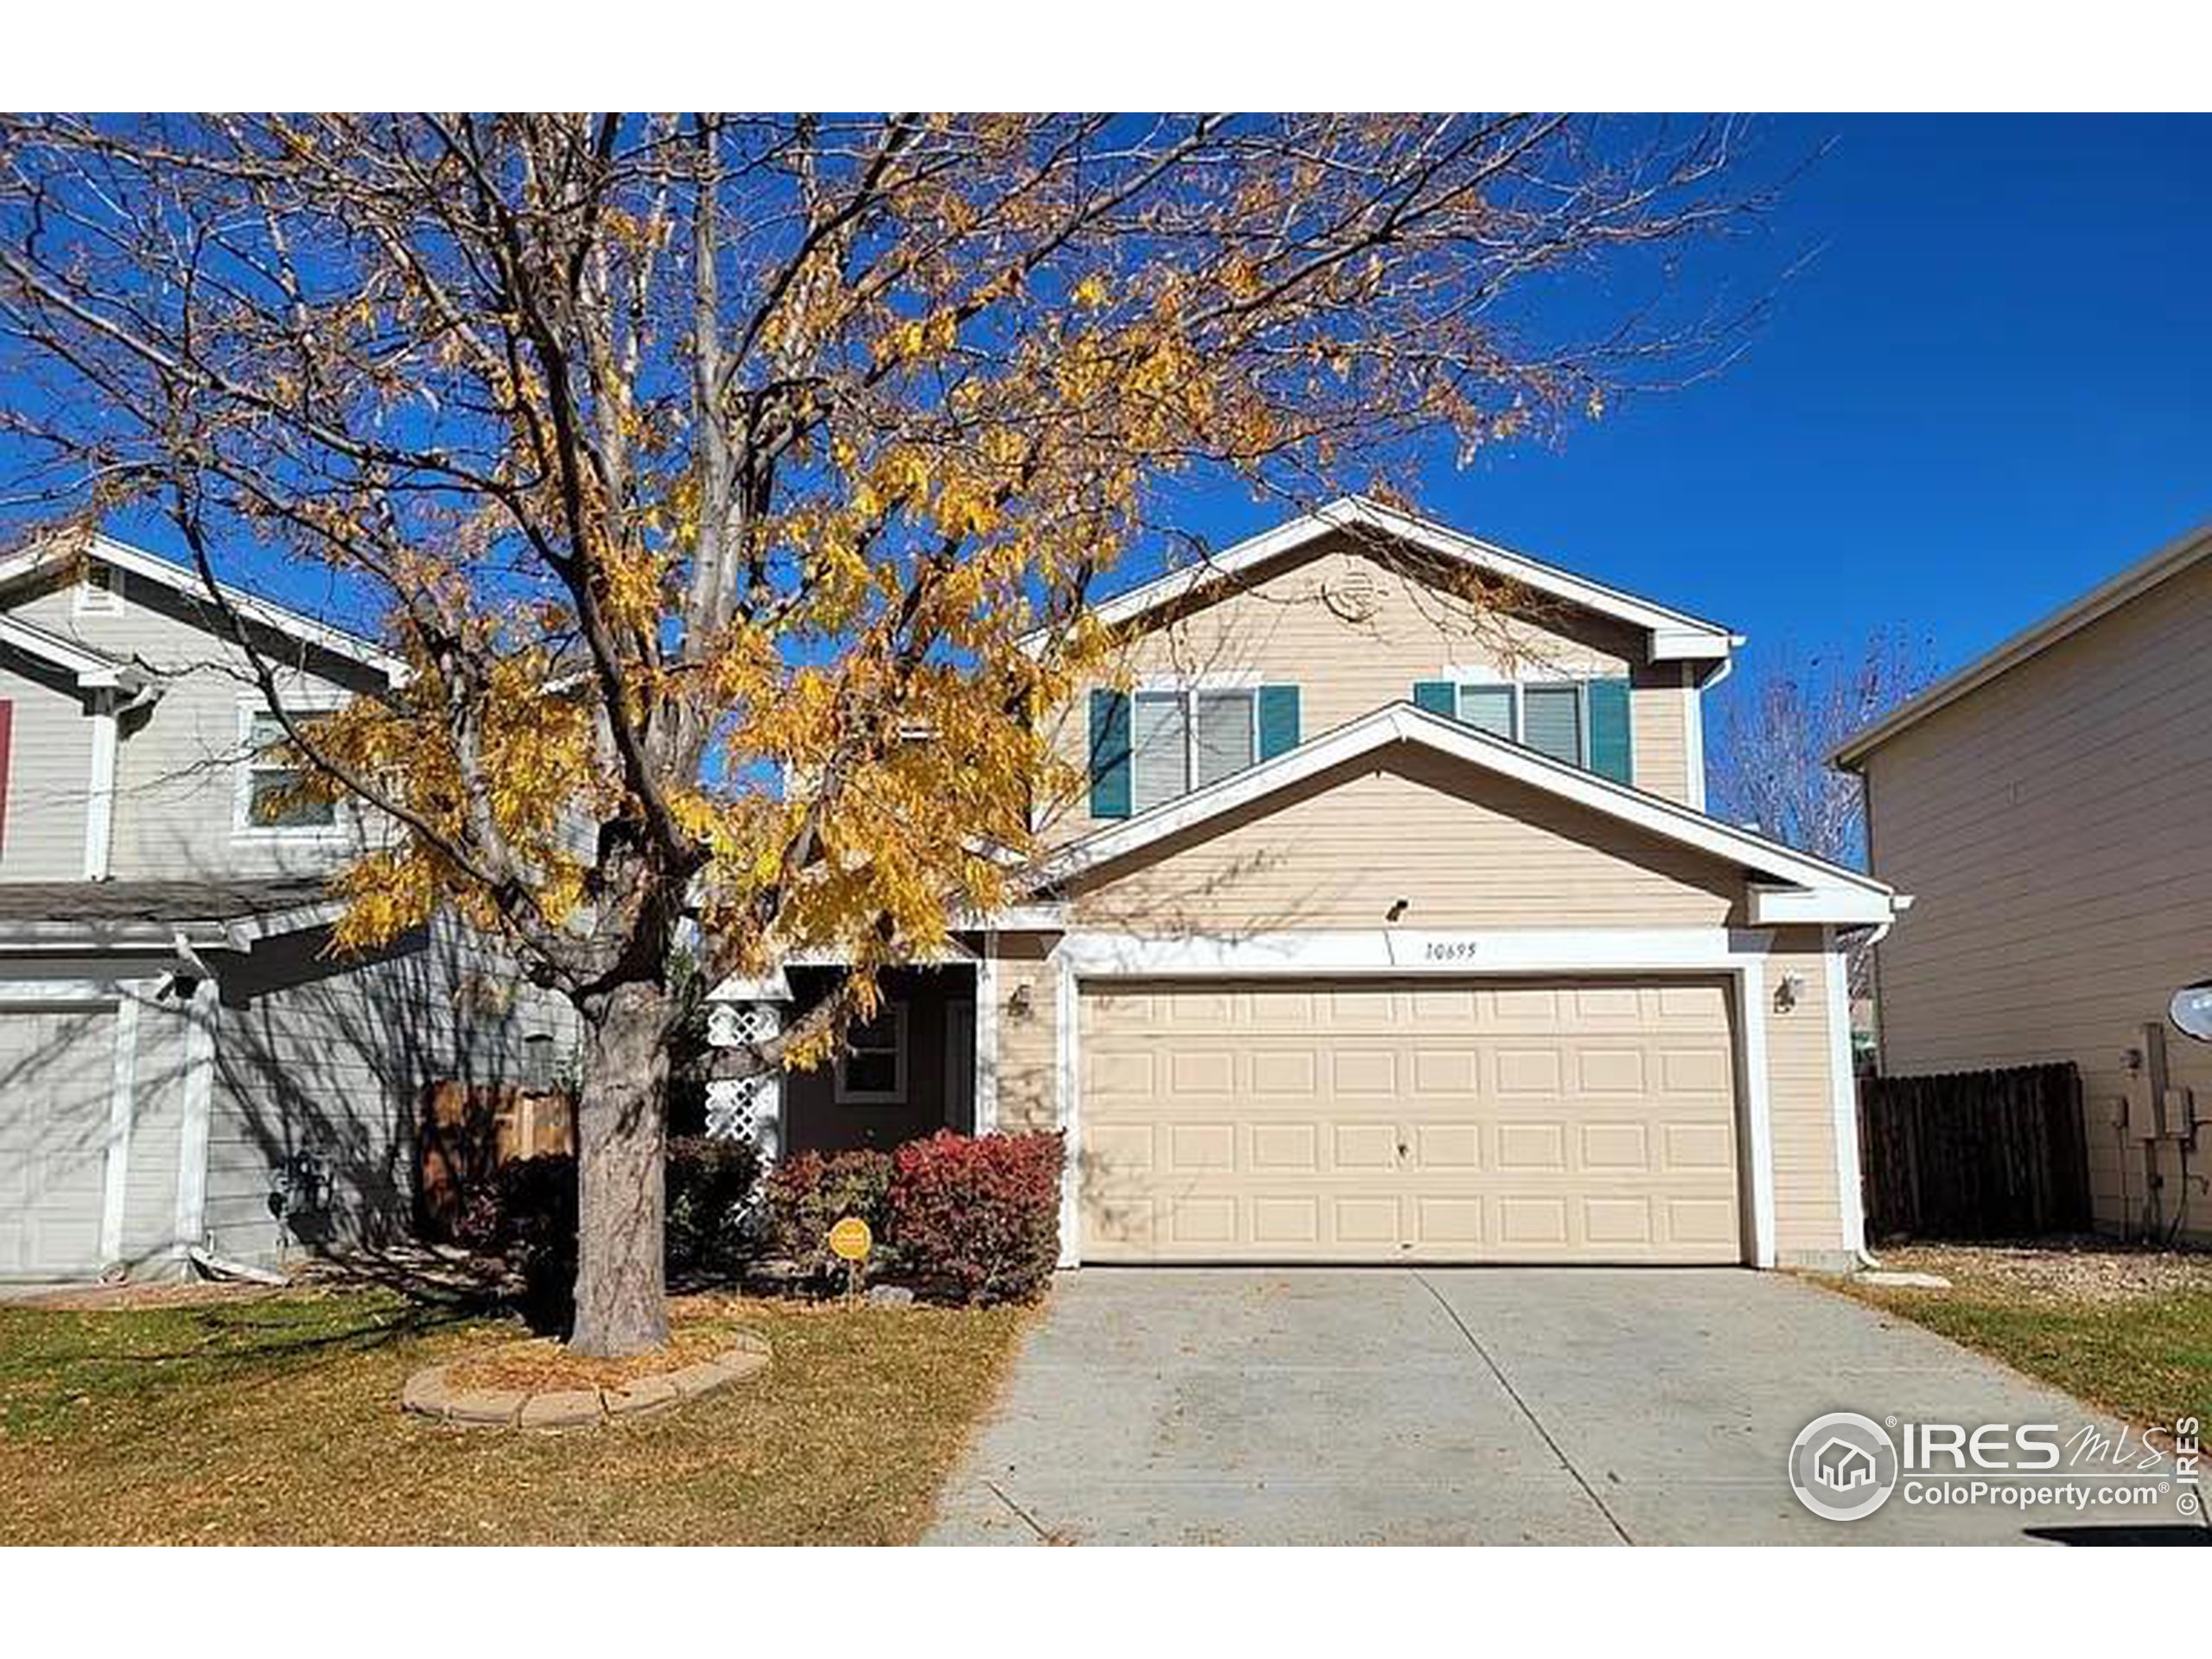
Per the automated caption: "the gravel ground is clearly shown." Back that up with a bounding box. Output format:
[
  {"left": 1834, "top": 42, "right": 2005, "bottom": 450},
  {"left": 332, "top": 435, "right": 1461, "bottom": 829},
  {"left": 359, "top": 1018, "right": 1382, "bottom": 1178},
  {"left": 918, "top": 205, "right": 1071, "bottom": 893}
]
[{"left": 1868, "top": 1237, "right": 2212, "bottom": 1304}]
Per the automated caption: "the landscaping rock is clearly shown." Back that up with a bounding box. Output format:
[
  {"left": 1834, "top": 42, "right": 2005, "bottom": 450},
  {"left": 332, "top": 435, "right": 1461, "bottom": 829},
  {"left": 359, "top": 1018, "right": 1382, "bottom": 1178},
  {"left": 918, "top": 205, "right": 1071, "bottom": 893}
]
[
  {"left": 604, "top": 1372, "right": 681, "bottom": 1416},
  {"left": 866, "top": 1285, "right": 917, "bottom": 1308},
  {"left": 1855, "top": 1269, "right": 1953, "bottom": 1290},
  {"left": 519, "top": 1389, "right": 606, "bottom": 1430},
  {"left": 402, "top": 1336, "right": 769, "bottom": 1430}
]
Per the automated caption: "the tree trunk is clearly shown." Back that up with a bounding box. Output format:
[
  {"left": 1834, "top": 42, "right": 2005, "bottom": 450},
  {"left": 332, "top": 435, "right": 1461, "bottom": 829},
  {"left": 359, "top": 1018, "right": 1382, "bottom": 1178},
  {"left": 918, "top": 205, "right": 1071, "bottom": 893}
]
[{"left": 569, "top": 978, "right": 672, "bottom": 1356}]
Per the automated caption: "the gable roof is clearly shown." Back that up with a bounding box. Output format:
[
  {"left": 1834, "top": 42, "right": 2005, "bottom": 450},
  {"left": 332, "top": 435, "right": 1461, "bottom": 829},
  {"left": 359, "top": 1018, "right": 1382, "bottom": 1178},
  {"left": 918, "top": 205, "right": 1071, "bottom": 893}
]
[
  {"left": 1833, "top": 517, "right": 2212, "bottom": 770},
  {"left": 1035, "top": 701, "right": 1903, "bottom": 925},
  {"left": 1030, "top": 496, "right": 1742, "bottom": 665},
  {"left": 0, "top": 612, "right": 148, "bottom": 692},
  {"left": 0, "top": 533, "right": 409, "bottom": 683}
]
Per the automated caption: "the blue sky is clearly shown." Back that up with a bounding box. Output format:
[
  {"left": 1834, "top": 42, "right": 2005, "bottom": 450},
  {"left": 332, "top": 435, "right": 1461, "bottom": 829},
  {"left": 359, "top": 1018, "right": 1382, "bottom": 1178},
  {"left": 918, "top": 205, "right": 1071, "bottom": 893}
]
[
  {"left": 1171, "top": 114, "right": 2212, "bottom": 680},
  {"left": 52, "top": 116, "right": 2212, "bottom": 690}
]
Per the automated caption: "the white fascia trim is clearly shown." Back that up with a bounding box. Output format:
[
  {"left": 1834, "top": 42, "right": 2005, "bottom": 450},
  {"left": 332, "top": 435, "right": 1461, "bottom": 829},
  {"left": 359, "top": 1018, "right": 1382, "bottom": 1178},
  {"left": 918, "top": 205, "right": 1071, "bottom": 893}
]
[
  {"left": 1039, "top": 702, "right": 1899, "bottom": 917},
  {"left": 91, "top": 537, "right": 410, "bottom": 682},
  {"left": 0, "top": 536, "right": 407, "bottom": 683},
  {"left": 1030, "top": 496, "right": 1739, "bottom": 663},
  {"left": 1823, "top": 926, "right": 1867, "bottom": 1258},
  {"left": 82, "top": 695, "right": 120, "bottom": 880},
  {"left": 1746, "top": 883, "right": 1896, "bottom": 926},
  {"left": 1049, "top": 925, "right": 1779, "bottom": 1270},
  {"left": 97, "top": 988, "right": 142, "bottom": 1265},
  {"left": 1831, "top": 517, "right": 2212, "bottom": 768},
  {"left": 0, "top": 978, "right": 124, "bottom": 1005},
  {"left": 0, "top": 613, "right": 137, "bottom": 690}
]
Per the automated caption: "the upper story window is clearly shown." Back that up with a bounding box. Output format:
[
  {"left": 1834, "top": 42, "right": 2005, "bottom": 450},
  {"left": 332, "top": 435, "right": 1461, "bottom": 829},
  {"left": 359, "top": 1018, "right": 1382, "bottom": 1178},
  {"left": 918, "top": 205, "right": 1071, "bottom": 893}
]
[
  {"left": 1090, "top": 681, "right": 1300, "bottom": 820},
  {"left": 237, "top": 706, "right": 340, "bottom": 834},
  {"left": 1132, "top": 688, "right": 1257, "bottom": 812},
  {"left": 1419, "top": 673, "right": 1632, "bottom": 785},
  {"left": 74, "top": 564, "right": 123, "bottom": 617}
]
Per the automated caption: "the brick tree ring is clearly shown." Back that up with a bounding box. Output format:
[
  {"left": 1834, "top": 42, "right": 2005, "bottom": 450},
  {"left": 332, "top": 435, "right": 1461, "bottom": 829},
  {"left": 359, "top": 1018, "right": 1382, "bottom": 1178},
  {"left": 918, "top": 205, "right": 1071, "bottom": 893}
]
[{"left": 401, "top": 1330, "right": 771, "bottom": 1430}]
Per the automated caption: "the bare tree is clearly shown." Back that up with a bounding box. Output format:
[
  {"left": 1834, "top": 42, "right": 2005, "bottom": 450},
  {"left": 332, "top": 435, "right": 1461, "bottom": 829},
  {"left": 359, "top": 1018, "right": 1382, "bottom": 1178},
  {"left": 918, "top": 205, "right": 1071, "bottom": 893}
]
[
  {"left": 1709, "top": 626, "right": 1935, "bottom": 995},
  {"left": 0, "top": 114, "right": 1771, "bottom": 1353}
]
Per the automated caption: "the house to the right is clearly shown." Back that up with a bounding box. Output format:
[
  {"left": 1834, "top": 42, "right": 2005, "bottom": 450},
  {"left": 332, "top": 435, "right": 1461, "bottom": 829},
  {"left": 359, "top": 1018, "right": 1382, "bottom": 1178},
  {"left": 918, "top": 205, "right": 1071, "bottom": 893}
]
[{"left": 1834, "top": 519, "right": 2212, "bottom": 1245}]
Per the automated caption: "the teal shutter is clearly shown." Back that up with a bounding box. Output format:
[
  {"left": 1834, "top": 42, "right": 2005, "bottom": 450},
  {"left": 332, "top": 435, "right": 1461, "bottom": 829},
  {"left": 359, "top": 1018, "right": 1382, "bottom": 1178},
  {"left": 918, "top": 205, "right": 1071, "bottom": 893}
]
[
  {"left": 1088, "top": 689, "right": 1132, "bottom": 817},
  {"left": 1412, "top": 680, "right": 1456, "bottom": 719},
  {"left": 1587, "top": 677, "right": 1633, "bottom": 784},
  {"left": 1256, "top": 683, "right": 1301, "bottom": 760}
]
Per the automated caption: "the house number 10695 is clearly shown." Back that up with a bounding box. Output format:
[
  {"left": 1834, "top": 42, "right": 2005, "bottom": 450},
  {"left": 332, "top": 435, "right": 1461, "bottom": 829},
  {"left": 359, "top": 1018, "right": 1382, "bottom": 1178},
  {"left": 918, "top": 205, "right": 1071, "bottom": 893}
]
[{"left": 1424, "top": 939, "right": 1481, "bottom": 962}]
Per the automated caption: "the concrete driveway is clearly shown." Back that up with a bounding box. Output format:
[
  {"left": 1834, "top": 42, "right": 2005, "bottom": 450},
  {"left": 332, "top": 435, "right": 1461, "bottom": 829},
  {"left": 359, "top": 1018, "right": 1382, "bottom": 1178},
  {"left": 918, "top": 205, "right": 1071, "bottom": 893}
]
[{"left": 927, "top": 1268, "right": 2205, "bottom": 1545}]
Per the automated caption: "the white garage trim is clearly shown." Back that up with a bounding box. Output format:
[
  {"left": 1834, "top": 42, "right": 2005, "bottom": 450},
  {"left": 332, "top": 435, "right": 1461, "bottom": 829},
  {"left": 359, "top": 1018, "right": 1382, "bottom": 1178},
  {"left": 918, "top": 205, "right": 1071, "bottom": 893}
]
[
  {"left": 172, "top": 977, "right": 219, "bottom": 1259},
  {"left": 96, "top": 990, "right": 141, "bottom": 1265},
  {"left": 974, "top": 943, "right": 1000, "bottom": 1135},
  {"left": 1048, "top": 927, "right": 1778, "bottom": 1269},
  {"left": 1823, "top": 927, "right": 1868, "bottom": 1259}
]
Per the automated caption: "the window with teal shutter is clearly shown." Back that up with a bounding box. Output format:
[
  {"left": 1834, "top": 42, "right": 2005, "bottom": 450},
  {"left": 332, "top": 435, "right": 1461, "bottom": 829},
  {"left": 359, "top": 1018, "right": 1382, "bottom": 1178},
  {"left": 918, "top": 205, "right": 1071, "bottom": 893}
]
[
  {"left": 1256, "top": 684, "right": 1300, "bottom": 760},
  {"left": 1088, "top": 689, "right": 1131, "bottom": 817},
  {"left": 1413, "top": 680, "right": 1455, "bottom": 718},
  {"left": 1586, "top": 677, "right": 1633, "bottom": 784},
  {"left": 1522, "top": 683, "right": 1583, "bottom": 766}
]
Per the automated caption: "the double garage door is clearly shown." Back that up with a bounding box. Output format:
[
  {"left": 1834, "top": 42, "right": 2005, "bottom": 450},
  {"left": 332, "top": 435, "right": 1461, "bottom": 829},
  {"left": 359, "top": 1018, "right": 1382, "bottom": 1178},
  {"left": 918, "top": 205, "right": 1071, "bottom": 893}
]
[{"left": 1080, "top": 976, "right": 1744, "bottom": 1264}]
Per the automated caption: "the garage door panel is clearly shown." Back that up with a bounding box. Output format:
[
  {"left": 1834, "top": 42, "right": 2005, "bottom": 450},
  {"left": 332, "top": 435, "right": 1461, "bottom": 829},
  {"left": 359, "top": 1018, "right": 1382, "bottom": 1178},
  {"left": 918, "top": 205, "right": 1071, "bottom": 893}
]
[
  {"left": 1081, "top": 976, "right": 1742, "bottom": 1265},
  {"left": 0, "top": 1005, "right": 115, "bottom": 1280}
]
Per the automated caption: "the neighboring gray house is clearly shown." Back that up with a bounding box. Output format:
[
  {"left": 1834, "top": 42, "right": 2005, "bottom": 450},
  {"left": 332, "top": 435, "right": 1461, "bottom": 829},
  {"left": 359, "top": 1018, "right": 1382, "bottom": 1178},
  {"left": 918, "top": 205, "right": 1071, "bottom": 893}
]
[{"left": 0, "top": 534, "right": 572, "bottom": 1281}]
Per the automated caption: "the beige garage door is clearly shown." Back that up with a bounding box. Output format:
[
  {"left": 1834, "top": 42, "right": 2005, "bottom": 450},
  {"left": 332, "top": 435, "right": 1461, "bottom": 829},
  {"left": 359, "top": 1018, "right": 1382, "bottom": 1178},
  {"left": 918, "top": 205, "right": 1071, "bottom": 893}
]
[{"left": 1080, "top": 976, "right": 1743, "bottom": 1263}]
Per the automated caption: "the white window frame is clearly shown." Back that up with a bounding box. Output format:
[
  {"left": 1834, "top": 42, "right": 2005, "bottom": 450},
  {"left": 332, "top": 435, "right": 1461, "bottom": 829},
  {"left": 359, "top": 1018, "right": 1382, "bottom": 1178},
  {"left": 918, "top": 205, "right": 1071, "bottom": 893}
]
[
  {"left": 233, "top": 696, "right": 347, "bottom": 840},
  {"left": 834, "top": 1001, "right": 909, "bottom": 1105},
  {"left": 1441, "top": 665, "right": 1592, "bottom": 769},
  {"left": 74, "top": 563, "right": 123, "bottom": 617},
  {"left": 1131, "top": 675, "right": 1262, "bottom": 810}
]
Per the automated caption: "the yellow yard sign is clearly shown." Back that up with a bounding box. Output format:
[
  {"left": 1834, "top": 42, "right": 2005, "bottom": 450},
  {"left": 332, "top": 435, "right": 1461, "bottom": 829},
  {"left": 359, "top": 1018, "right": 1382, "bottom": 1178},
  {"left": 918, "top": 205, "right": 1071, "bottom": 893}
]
[{"left": 827, "top": 1216, "right": 873, "bottom": 1262}]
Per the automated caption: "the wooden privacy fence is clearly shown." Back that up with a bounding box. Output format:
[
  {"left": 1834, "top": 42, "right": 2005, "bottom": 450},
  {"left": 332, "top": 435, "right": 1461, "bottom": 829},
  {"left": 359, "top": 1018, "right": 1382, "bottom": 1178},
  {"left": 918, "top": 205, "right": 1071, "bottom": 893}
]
[
  {"left": 416, "top": 1081, "right": 575, "bottom": 1241},
  {"left": 1857, "top": 1063, "right": 2091, "bottom": 1241}
]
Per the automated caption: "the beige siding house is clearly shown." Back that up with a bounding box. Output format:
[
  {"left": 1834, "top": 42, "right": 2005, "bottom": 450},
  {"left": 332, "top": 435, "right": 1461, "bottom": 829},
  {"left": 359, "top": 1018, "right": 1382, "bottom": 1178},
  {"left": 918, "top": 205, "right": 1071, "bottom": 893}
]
[
  {"left": 720, "top": 499, "right": 1903, "bottom": 1270},
  {"left": 0, "top": 536, "right": 571, "bottom": 1281},
  {"left": 1835, "top": 520, "right": 2212, "bottom": 1244}
]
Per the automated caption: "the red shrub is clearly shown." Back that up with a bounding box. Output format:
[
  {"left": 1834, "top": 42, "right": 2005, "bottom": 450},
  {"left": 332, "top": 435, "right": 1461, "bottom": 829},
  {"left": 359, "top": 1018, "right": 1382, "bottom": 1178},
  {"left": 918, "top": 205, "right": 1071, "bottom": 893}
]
[
  {"left": 759, "top": 1147, "right": 896, "bottom": 1275},
  {"left": 888, "top": 1130, "right": 1064, "bottom": 1305}
]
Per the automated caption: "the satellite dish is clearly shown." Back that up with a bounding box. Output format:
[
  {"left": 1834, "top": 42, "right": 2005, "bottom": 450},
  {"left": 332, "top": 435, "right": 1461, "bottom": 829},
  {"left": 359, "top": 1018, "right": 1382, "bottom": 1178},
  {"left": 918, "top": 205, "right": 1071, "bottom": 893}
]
[{"left": 2171, "top": 981, "right": 2212, "bottom": 1044}]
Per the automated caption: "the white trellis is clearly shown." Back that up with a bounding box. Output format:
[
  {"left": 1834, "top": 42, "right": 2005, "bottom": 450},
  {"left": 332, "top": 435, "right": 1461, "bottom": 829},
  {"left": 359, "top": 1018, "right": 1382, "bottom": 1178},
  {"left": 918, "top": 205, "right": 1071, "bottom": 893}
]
[{"left": 705, "top": 975, "right": 792, "bottom": 1164}]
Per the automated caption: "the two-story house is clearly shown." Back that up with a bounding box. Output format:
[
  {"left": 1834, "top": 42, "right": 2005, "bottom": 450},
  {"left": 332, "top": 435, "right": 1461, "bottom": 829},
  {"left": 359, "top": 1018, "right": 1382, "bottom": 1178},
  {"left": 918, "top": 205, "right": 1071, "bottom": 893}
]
[
  {"left": 718, "top": 499, "right": 1904, "bottom": 1271},
  {"left": 0, "top": 534, "right": 569, "bottom": 1282}
]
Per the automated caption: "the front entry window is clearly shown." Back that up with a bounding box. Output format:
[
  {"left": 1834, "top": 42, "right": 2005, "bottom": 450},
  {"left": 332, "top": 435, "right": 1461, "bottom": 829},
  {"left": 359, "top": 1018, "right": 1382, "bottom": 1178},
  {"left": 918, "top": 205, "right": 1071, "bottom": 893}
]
[{"left": 835, "top": 1003, "right": 907, "bottom": 1104}]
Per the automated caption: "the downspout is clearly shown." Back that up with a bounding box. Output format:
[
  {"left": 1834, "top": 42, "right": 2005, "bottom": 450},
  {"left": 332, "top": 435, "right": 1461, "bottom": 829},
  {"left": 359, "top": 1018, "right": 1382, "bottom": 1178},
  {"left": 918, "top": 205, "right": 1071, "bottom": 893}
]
[{"left": 81, "top": 690, "right": 119, "bottom": 880}]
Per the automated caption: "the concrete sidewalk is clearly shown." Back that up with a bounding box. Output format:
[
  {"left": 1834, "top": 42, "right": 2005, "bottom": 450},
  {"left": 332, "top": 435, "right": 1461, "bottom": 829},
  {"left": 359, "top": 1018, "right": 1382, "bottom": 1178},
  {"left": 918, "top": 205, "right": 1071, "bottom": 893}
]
[{"left": 927, "top": 1268, "right": 2207, "bottom": 1545}]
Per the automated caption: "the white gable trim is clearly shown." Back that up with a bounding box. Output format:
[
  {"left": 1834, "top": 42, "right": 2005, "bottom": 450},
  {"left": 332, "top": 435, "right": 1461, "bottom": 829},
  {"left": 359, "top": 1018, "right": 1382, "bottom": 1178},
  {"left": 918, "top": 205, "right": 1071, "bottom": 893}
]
[
  {"left": 1037, "top": 701, "right": 1902, "bottom": 922},
  {"left": 0, "top": 535, "right": 408, "bottom": 683},
  {"left": 1832, "top": 517, "right": 2212, "bottom": 768},
  {"left": 0, "top": 613, "right": 140, "bottom": 690},
  {"left": 1031, "top": 496, "right": 1740, "bottom": 664}
]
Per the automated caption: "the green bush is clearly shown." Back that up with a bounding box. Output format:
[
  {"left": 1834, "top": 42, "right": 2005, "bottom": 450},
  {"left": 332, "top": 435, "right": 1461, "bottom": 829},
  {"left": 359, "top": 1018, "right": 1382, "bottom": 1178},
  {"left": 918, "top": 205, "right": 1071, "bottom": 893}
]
[{"left": 666, "top": 1135, "right": 764, "bottom": 1279}]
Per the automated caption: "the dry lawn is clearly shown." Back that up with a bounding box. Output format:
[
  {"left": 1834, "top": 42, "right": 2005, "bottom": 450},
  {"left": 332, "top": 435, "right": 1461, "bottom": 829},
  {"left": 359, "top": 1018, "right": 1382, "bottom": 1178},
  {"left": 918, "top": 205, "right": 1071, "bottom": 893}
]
[
  {"left": 0, "top": 1287, "right": 1032, "bottom": 1545},
  {"left": 1826, "top": 1241, "right": 2212, "bottom": 1434}
]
